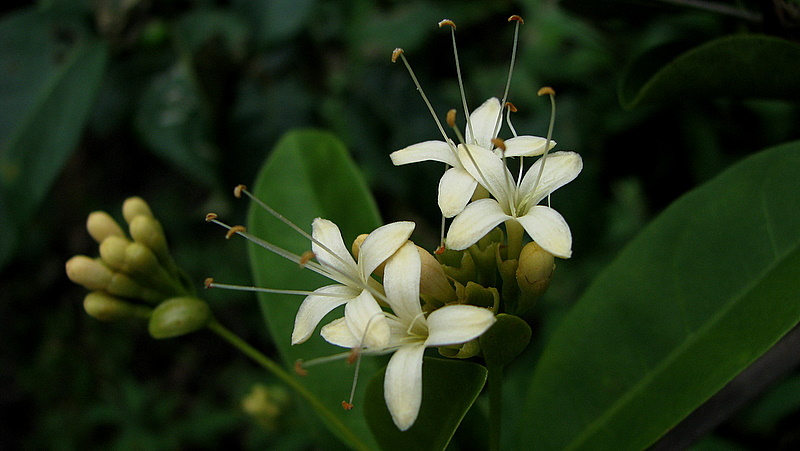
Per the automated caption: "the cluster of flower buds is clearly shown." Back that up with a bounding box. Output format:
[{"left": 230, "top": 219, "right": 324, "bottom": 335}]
[{"left": 66, "top": 197, "right": 211, "bottom": 338}]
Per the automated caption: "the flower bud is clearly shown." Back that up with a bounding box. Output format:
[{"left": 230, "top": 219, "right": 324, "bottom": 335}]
[
  {"left": 99, "top": 235, "right": 130, "bottom": 271},
  {"left": 242, "top": 384, "right": 291, "bottom": 431},
  {"left": 514, "top": 241, "right": 554, "bottom": 314},
  {"left": 148, "top": 297, "right": 212, "bottom": 339},
  {"left": 124, "top": 242, "right": 187, "bottom": 296},
  {"left": 83, "top": 291, "right": 151, "bottom": 321},
  {"left": 418, "top": 246, "right": 456, "bottom": 305},
  {"left": 86, "top": 211, "right": 125, "bottom": 244},
  {"left": 129, "top": 214, "right": 176, "bottom": 273},
  {"left": 122, "top": 196, "right": 154, "bottom": 223},
  {"left": 438, "top": 338, "right": 482, "bottom": 359},
  {"left": 66, "top": 256, "right": 114, "bottom": 291}
]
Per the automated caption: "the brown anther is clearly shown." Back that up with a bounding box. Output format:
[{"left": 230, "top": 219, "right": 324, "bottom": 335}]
[
  {"left": 205, "top": 213, "right": 218, "bottom": 222},
  {"left": 342, "top": 401, "right": 354, "bottom": 411},
  {"left": 204, "top": 277, "right": 214, "bottom": 289},
  {"left": 506, "top": 102, "right": 518, "bottom": 113},
  {"left": 492, "top": 138, "right": 507, "bottom": 152},
  {"left": 294, "top": 360, "right": 308, "bottom": 377},
  {"left": 299, "top": 250, "right": 315, "bottom": 267},
  {"left": 538, "top": 86, "right": 556, "bottom": 96},
  {"left": 234, "top": 184, "right": 247, "bottom": 198},
  {"left": 226, "top": 225, "right": 246, "bottom": 239},
  {"left": 508, "top": 15, "right": 524, "bottom": 24},
  {"left": 391, "top": 48, "right": 404, "bottom": 63},
  {"left": 438, "top": 19, "right": 456, "bottom": 29},
  {"left": 435, "top": 245, "right": 446, "bottom": 255},
  {"left": 446, "top": 109, "right": 457, "bottom": 128},
  {"left": 346, "top": 348, "right": 360, "bottom": 365}
]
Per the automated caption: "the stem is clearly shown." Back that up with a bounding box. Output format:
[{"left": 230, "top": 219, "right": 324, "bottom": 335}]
[
  {"left": 207, "top": 320, "right": 370, "bottom": 451},
  {"left": 506, "top": 219, "right": 524, "bottom": 261},
  {"left": 488, "top": 364, "right": 504, "bottom": 451}
]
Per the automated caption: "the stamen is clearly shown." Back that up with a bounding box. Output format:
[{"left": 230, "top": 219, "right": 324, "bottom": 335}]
[
  {"left": 342, "top": 401, "right": 354, "bottom": 410},
  {"left": 505, "top": 102, "right": 524, "bottom": 184},
  {"left": 226, "top": 225, "right": 247, "bottom": 239},
  {"left": 234, "top": 184, "right": 246, "bottom": 198},
  {"left": 508, "top": 14, "right": 524, "bottom": 24},
  {"left": 449, "top": 109, "right": 493, "bottom": 194},
  {"left": 299, "top": 250, "right": 315, "bottom": 267},
  {"left": 440, "top": 18, "right": 475, "bottom": 144},
  {"left": 205, "top": 213, "right": 218, "bottom": 222},
  {"left": 492, "top": 15, "right": 524, "bottom": 140},
  {"left": 406, "top": 311, "right": 427, "bottom": 336},
  {"left": 294, "top": 359, "right": 309, "bottom": 376},
  {"left": 204, "top": 278, "right": 334, "bottom": 297},
  {"left": 529, "top": 87, "right": 557, "bottom": 209}
]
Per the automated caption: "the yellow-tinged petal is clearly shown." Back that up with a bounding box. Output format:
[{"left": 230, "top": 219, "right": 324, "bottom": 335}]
[
  {"left": 383, "top": 343, "right": 426, "bottom": 431},
  {"left": 446, "top": 199, "right": 509, "bottom": 251}
]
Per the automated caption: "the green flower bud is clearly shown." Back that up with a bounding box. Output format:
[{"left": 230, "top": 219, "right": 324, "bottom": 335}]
[
  {"left": 99, "top": 235, "right": 130, "bottom": 270},
  {"left": 418, "top": 245, "right": 456, "bottom": 307},
  {"left": 83, "top": 291, "right": 151, "bottom": 321},
  {"left": 148, "top": 297, "right": 212, "bottom": 339},
  {"left": 129, "top": 215, "right": 175, "bottom": 273},
  {"left": 438, "top": 337, "right": 482, "bottom": 359},
  {"left": 66, "top": 256, "right": 115, "bottom": 291},
  {"left": 86, "top": 211, "right": 125, "bottom": 244},
  {"left": 514, "top": 241, "right": 554, "bottom": 315},
  {"left": 455, "top": 281, "right": 499, "bottom": 312},
  {"left": 124, "top": 242, "right": 188, "bottom": 296},
  {"left": 122, "top": 196, "right": 154, "bottom": 223}
]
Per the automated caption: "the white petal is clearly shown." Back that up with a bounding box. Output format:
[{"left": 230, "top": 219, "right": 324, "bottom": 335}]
[
  {"left": 383, "top": 242, "right": 422, "bottom": 323},
  {"left": 425, "top": 305, "right": 496, "bottom": 347},
  {"left": 291, "top": 285, "right": 356, "bottom": 345},
  {"left": 384, "top": 343, "right": 426, "bottom": 431},
  {"left": 458, "top": 144, "right": 513, "bottom": 206},
  {"left": 344, "top": 290, "right": 390, "bottom": 348},
  {"left": 465, "top": 98, "right": 501, "bottom": 149},
  {"left": 358, "top": 221, "right": 415, "bottom": 278},
  {"left": 516, "top": 206, "right": 573, "bottom": 259},
  {"left": 390, "top": 140, "right": 460, "bottom": 168},
  {"left": 518, "top": 151, "right": 583, "bottom": 205},
  {"left": 320, "top": 317, "right": 360, "bottom": 348},
  {"left": 445, "top": 199, "right": 510, "bottom": 251},
  {"left": 312, "top": 219, "right": 358, "bottom": 283},
  {"left": 438, "top": 167, "right": 478, "bottom": 218},
  {"left": 500, "top": 136, "right": 556, "bottom": 158}
]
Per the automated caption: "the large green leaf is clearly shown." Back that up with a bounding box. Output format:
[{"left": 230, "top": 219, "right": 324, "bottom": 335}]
[
  {"left": 517, "top": 141, "right": 800, "bottom": 450},
  {"left": 0, "top": 9, "right": 108, "bottom": 265},
  {"left": 364, "top": 357, "right": 488, "bottom": 451},
  {"left": 619, "top": 35, "right": 800, "bottom": 109},
  {"left": 247, "top": 129, "right": 382, "bottom": 450}
]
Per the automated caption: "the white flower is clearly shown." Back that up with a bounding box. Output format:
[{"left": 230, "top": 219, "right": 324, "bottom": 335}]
[
  {"left": 291, "top": 219, "right": 414, "bottom": 347},
  {"left": 390, "top": 98, "right": 554, "bottom": 218},
  {"left": 320, "top": 241, "right": 496, "bottom": 430},
  {"left": 445, "top": 145, "right": 582, "bottom": 258}
]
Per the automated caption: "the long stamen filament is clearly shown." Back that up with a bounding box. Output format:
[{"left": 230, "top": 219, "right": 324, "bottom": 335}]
[
  {"left": 204, "top": 278, "right": 336, "bottom": 297},
  {"left": 505, "top": 102, "right": 526, "bottom": 187},
  {"left": 492, "top": 138, "right": 518, "bottom": 217},
  {"left": 529, "top": 87, "right": 557, "bottom": 209},
  {"left": 440, "top": 19, "right": 475, "bottom": 144},
  {"left": 448, "top": 109, "right": 493, "bottom": 194},
  {"left": 492, "top": 15, "right": 524, "bottom": 140}
]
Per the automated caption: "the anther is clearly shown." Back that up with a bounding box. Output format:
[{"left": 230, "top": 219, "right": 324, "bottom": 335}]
[
  {"left": 346, "top": 348, "right": 360, "bottom": 365},
  {"left": 342, "top": 401, "right": 354, "bottom": 411},
  {"left": 446, "top": 109, "right": 457, "bottom": 128},
  {"left": 538, "top": 86, "right": 556, "bottom": 96},
  {"left": 234, "top": 184, "right": 247, "bottom": 198},
  {"left": 438, "top": 19, "right": 456, "bottom": 29},
  {"left": 294, "top": 360, "right": 308, "bottom": 376},
  {"left": 204, "top": 277, "right": 214, "bottom": 289},
  {"left": 506, "top": 102, "right": 518, "bottom": 112},
  {"left": 205, "top": 213, "right": 218, "bottom": 222},
  {"left": 492, "top": 138, "right": 507, "bottom": 152},
  {"left": 299, "top": 251, "right": 315, "bottom": 267},
  {"left": 391, "top": 48, "right": 404, "bottom": 63},
  {"left": 435, "top": 244, "right": 446, "bottom": 255},
  {"left": 508, "top": 15, "right": 524, "bottom": 24},
  {"left": 226, "top": 225, "right": 246, "bottom": 239}
]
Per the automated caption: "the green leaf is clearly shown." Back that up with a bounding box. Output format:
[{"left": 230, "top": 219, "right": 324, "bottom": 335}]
[
  {"left": 517, "top": 140, "right": 800, "bottom": 450},
  {"left": 619, "top": 35, "right": 800, "bottom": 109},
  {"left": 247, "top": 129, "right": 381, "bottom": 450},
  {"left": 0, "top": 9, "right": 108, "bottom": 263},
  {"left": 364, "top": 357, "right": 488, "bottom": 451}
]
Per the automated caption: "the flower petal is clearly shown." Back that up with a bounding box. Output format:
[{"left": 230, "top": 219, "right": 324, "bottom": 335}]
[
  {"left": 344, "top": 290, "right": 390, "bottom": 348},
  {"left": 465, "top": 98, "right": 501, "bottom": 149},
  {"left": 438, "top": 167, "right": 478, "bottom": 218},
  {"left": 516, "top": 206, "right": 573, "bottom": 258},
  {"left": 383, "top": 241, "right": 422, "bottom": 323},
  {"left": 320, "top": 317, "right": 360, "bottom": 348},
  {"left": 500, "top": 135, "right": 556, "bottom": 158},
  {"left": 312, "top": 218, "right": 358, "bottom": 284},
  {"left": 425, "top": 305, "right": 496, "bottom": 347},
  {"left": 358, "top": 221, "right": 415, "bottom": 278},
  {"left": 291, "top": 284, "right": 356, "bottom": 345},
  {"left": 384, "top": 343, "right": 426, "bottom": 431},
  {"left": 518, "top": 151, "right": 583, "bottom": 205},
  {"left": 390, "top": 140, "right": 460, "bottom": 168},
  {"left": 446, "top": 199, "right": 510, "bottom": 251},
  {"left": 458, "top": 144, "right": 514, "bottom": 206}
]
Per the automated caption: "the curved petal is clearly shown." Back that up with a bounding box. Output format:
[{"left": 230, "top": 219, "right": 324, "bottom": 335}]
[
  {"left": 312, "top": 218, "right": 358, "bottom": 283},
  {"left": 500, "top": 135, "right": 556, "bottom": 158},
  {"left": 383, "top": 241, "right": 422, "bottom": 323},
  {"left": 458, "top": 144, "right": 514, "bottom": 206},
  {"left": 384, "top": 343, "right": 426, "bottom": 431},
  {"left": 390, "top": 140, "right": 460, "bottom": 168},
  {"left": 425, "top": 305, "right": 496, "bottom": 347},
  {"left": 446, "top": 199, "right": 510, "bottom": 251},
  {"left": 358, "top": 221, "right": 415, "bottom": 278},
  {"left": 516, "top": 206, "right": 573, "bottom": 259},
  {"left": 291, "top": 284, "right": 356, "bottom": 345},
  {"left": 320, "top": 317, "right": 360, "bottom": 348},
  {"left": 344, "top": 290, "right": 390, "bottom": 348},
  {"left": 465, "top": 98, "right": 501, "bottom": 149},
  {"left": 438, "top": 167, "right": 478, "bottom": 218},
  {"left": 518, "top": 151, "right": 583, "bottom": 205}
]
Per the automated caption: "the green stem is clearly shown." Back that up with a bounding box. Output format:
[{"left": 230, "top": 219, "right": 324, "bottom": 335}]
[
  {"left": 488, "top": 364, "right": 503, "bottom": 451},
  {"left": 206, "top": 319, "right": 370, "bottom": 451},
  {"left": 506, "top": 219, "right": 524, "bottom": 261}
]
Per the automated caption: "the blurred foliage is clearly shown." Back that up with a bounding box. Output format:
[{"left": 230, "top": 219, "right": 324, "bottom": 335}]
[{"left": 1, "top": 0, "right": 799, "bottom": 449}]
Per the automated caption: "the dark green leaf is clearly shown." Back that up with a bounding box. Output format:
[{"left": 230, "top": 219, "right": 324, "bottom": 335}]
[
  {"left": 517, "top": 141, "right": 800, "bottom": 450},
  {"left": 364, "top": 357, "right": 488, "bottom": 451},
  {"left": 619, "top": 35, "right": 800, "bottom": 109},
  {"left": 247, "top": 129, "right": 381, "bottom": 450}
]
